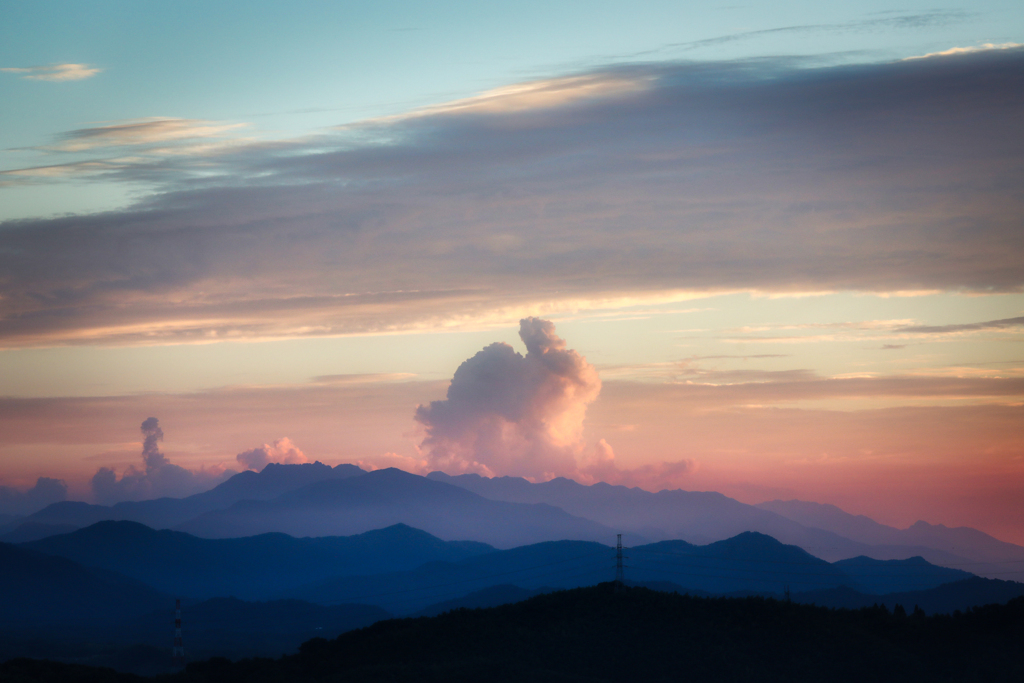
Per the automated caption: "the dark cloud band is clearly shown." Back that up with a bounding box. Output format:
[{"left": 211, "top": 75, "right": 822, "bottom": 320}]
[{"left": 1, "top": 50, "right": 1022, "bottom": 346}]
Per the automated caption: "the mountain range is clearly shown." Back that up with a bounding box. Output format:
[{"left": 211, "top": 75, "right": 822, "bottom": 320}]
[
  {"left": 12, "top": 518, "right": 980, "bottom": 616},
  {"left": 4, "top": 463, "right": 1023, "bottom": 583},
  {"left": 5, "top": 512, "right": 1023, "bottom": 675},
  {"left": 426, "top": 471, "right": 1024, "bottom": 580},
  {"left": 23, "top": 521, "right": 493, "bottom": 600}
]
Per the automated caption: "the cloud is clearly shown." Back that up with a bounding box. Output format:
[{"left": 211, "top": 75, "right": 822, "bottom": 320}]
[
  {"left": 236, "top": 437, "right": 308, "bottom": 471},
  {"left": 658, "top": 10, "right": 970, "bottom": 55},
  {"left": 895, "top": 316, "right": 1024, "bottom": 335},
  {"left": 415, "top": 317, "right": 601, "bottom": 479},
  {"left": 1, "top": 63, "right": 101, "bottom": 81},
  {"left": 578, "top": 438, "right": 697, "bottom": 489},
  {"left": 714, "top": 316, "right": 1024, "bottom": 345},
  {"left": 1, "top": 50, "right": 1023, "bottom": 346},
  {"left": 0, "top": 118, "right": 251, "bottom": 187},
  {"left": 382, "top": 73, "right": 653, "bottom": 120},
  {"left": 90, "top": 418, "right": 234, "bottom": 504},
  {"left": 415, "top": 318, "right": 699, "bottom": 486},
  {"left": 139, "top": 416, "right": 168, "bottom": 469},
  {"left": 904, "top": 43, "right": 1023, "bottom": 61},
  {"left": 602, "top": 375, "right": 1024, "bottom": 409},
  {"left": 45, "top": 118, "right": 248, "bottom": 153},
  {"left": 0, "top": 477, "right": 68, "bottom": 515}
]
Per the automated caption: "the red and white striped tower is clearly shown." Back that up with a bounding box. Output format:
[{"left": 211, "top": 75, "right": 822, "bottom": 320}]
[{"left": 172, "top": 598, "right": 184, "bottom": 664}]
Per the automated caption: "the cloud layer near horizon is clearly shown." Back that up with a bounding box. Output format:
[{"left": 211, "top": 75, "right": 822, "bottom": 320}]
[
  {"left": 0, "top": 371, "right": 1019, "bottom": 539},
  {"left": 1, "top": 50, "right": 1022, "bottom": 347}
]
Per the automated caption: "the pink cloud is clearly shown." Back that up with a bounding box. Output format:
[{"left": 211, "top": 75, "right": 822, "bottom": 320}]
[
  {"left": 415, "top": 317, "right": 601, "bottom": 479},
  {"left": 236, "top": 436, "right": 308, "bottom": 471}
]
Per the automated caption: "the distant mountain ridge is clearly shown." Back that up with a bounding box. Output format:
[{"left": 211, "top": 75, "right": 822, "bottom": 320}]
[
  {"left": 283, "top": 530, "right": 980, "bottom": 614},
  {"left": 427, "top": 471, "right": 1024, "bottom": 579},
  {"left": 23, "top": 520, "right": 494, "bottom": 600},
  {"left": 0, "top": 542, "right": 170, "bottom": 629},
  {"left": 8, "top": 518, "right": 1022, "bottom": 676},
  {"left": 10, "top": 462, "right": 364, "bottom": 533},
  {"left": 9, "top": 464, "right": 1023, "bottom": 583},
  {"left": 757, "top": 499, "right": 1024, "bottom": 567},
  {"left": 176, "top": 468, "right": 618, "bottom": 547},
  {"left": 16, "top": 462, "right": 364, "bottom": 532}
]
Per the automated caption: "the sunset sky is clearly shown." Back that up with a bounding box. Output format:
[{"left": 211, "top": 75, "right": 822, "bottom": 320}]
[{"left": 2, "top": 1, "right": 1022, "bottom": 543}]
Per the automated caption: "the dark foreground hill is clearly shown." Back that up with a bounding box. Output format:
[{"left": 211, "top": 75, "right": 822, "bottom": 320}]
[
  {"left": 6, "top": 584, "right": 1024, "bottom": 683},
  {"left": 0, "top": 598, "right": 388, "bottom": 677}
]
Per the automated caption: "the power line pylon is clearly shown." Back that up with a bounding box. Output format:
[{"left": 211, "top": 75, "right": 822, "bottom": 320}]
[
  {"left": 615, "top": 534, "right": 626, "bottom": 584},
  {"left": 172, "top": 598, "right": 185, "bottom": 665}
]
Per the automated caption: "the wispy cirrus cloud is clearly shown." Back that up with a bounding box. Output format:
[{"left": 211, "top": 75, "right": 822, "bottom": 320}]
[
  {"left": 42, "top": 118, "right": 248, "bottom": 152},
  {"left": 380, "top": 73, "right": 654, "bottom": 120},
  {"left": 1, "top": 63, "right": 101, "bottom": 81},
  {"left": 1, "top": 117, "right": 253, "bottom": 186},
  {"left": 896, "top": 316, "right": 1024, "bottom": 335},
  {"left": 658, "top": 9, "right": 971, "bottom": 55},
  {"left": 39, "top": 118, "right": 249, "bottom": 153},
  {"left": 715, "top": 316, "right": 1024, "bottom": 346}
]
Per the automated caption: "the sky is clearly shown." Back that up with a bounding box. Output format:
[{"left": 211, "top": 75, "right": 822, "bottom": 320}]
[{"left": 1, "top": 1, "right": 1022, "bottom": 543}]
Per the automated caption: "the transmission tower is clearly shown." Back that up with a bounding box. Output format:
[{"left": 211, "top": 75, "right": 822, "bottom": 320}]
[
  {"left": 172, "top": 598, "right": 184, "bottom": 664},
  {"left": 615, "top": 534, "right": 626, "bottom": 584}
]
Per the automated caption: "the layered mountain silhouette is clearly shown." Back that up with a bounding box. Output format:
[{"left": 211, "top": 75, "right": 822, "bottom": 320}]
[
  {"left": 24, "top": 521, "right": 494, "bottom": 600},
  {"left": 758, "top": 499, "right": 1024, "bottom": 569},
  {"left": 0, "top": 542, "right": 170, "bottom": 629},
  {"left": 427, "top": 471, "right": 1023, "bottom": 578},
  {"left": 831, "top": 555, "right": 972, "bottom": 595},
  {"left": 7, "top": 514, "right": 1023, "bottom": 676},
  {"left": 176, "top": 468, "right": 617, "bottom": 547},
  {"left": 283, "top": 530, "right": 981, "bottom": 614},
  {"left": 9, "top": 462, "right": 364, "bottom": 534},
  {"left": 10, "top": 464, "right": 1024, "bottom": 583}
]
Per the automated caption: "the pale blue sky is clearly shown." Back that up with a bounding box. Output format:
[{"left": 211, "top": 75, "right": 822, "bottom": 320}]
[{"left": 3, "top": 1, "right": 1021, "bottom": 218}]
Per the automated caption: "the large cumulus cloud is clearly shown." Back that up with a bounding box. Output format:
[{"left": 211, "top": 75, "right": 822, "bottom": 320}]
[
  {"left": 416, "top": 317, "right": 695, "bottom": 485},
  {"left": 415, "top": 318, "right": 601, "bottom": 479}
]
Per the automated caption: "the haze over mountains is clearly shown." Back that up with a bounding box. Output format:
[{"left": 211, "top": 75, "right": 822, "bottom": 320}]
[{"left": 5, "top": 462, "right": 1023, "bottom": 582}]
